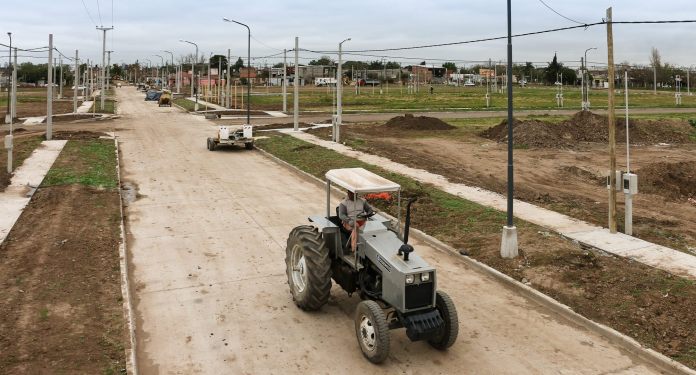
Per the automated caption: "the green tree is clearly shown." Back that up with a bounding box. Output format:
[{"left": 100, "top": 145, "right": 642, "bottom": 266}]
[
  {"left": 543, "top": 54, "right": 567, "bottom": 84},
  {"left": 209, "top": 55, "right": 228, "bottom": 70},
  {"left": 442, "top": 62, "right": 457, "bottom": 71},
  {"left": 309, "top": 55, "right": 334, "bottom": 66},
  {"left": 233, "top": 57, "right": 245, "bottom": 71},
  {"left": 385, "top": 61, "right": 401, "bottom": 69}
]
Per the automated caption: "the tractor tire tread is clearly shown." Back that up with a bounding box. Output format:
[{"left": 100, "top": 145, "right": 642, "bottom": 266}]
[
  {"left": 428, "top": 290, "right": 459, "bottom": 350},
  {"left": 355, "top": 300, "right": 390, "bottom": 364},
  {"left": 285, "top": 225, "right": 331, "bottom": 311}
]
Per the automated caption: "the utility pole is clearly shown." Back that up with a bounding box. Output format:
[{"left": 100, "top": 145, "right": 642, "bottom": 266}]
[
  {"left": 294, "top": 37, "right": 299, "bottom": 131},
  {"left": 5, "top": 32, "right": 11, "bottom": 125},
  {"left": 337, "top": 38, "right": 351, "bottom": 142},
  {"left": 58, "top": 56, "right": 63, "bottom": 99},
  {"left": 606, "top": 7, "right": 617, "bottom": 233},
  {"left": 97, "top": 26, "right": 113, "bottom": 110},
  {"left": 106, "top": 50, "right": 113, "bottom": 91},
  {"left": 283, "top": 48, "right": 287, "bottom": 113},
  {"left": 47, "top": 34, "right": 53, "bottom": 141},
  {"left": 226, "top": 49, "right": 231, "bottom": 108},
  {"left": 73, "top": 50, "right": 79, "bottom": 113},
  {"left": 500, "top": 0, "right": 518, "bottom": 258},
  {"left": 11, "top": 48, "right": 17, "bottom": 120}
]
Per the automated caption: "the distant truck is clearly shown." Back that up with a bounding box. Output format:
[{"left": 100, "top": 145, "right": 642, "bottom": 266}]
[{"left": 315, "top": 77, "right": 337, "bottom": 87}]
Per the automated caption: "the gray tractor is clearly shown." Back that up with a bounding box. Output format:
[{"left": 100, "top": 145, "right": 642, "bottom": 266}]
[{"left": 285, "top": 167, "right": 458, "bottom": 363}]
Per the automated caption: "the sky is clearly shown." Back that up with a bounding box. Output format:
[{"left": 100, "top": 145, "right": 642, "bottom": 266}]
[{"left": 2, "top": 0, "right": 695, "bottom": 69}]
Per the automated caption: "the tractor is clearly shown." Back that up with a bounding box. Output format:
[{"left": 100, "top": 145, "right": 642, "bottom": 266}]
[
  {"left": 285, "top": 167, "right": 458, "bottom": 363},
  {"left": 206, "top": 125, "right": 254, "bottom": 151}
]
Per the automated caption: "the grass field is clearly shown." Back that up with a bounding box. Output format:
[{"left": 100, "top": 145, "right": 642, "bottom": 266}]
[
  {"left": 43, "top": 139, "right": 118, "bottom": 188},
  {"left": 237, "top": 84, "right": 696, "bottom": 112}
]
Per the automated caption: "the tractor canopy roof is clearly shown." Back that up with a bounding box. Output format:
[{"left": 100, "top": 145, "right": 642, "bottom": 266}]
[{"left": 325, "top": 168, "right": 400, "bottom": 194}]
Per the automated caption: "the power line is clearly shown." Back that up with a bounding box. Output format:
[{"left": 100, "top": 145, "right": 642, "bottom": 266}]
[
  {"left": 306, "top": 19, "right": 696, "bottom": 54},
  {"left": 250, "top": 35, "right": 283, "bottom": 52},
  {"left": 538, "top": 0, "right": 588, "bottom": 25},
  {"left": 80, "top": 0, "right": 97, "bottom": 26},
  {"left": 96, "top": 0, "right": 103, "bottom": 26}
]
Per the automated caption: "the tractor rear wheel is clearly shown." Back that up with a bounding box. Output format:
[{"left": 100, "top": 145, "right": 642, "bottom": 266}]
[
  {"left": 285, "top": 225, "right": 331, "bottom": 310},
  {"left": 245, "top": 142, "right": 254, "bottom": 150},
  {"left": 427, "top": 290, "right": 459, "bottom": 350},
  {"left": 355, "top": 300, "right": 390, "bottom": 364}
]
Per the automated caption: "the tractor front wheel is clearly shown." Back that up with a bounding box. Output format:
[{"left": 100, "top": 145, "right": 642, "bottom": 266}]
[
  {"left": 207, "top": 138, "right": 216, "bottom": 151},
  {"left": 285, "top": 225, "right": 331, "bottom": 310},
  {"left": 355, "top": 300, "right": 390, "bottom": 364},
  {"left": 427, "top": 290, "right": 459, "bottom": 350}
]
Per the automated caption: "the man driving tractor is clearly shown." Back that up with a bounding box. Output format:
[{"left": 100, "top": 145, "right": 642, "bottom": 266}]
[{"left": 339, "top": 190, "right": 374, "bottom": 252}]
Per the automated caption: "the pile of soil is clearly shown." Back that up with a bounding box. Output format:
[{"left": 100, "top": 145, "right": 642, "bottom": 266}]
[
  {"left": 637, "top": 161, "right": 696, "bottom": 199},
  {"left": 384, "top": 114, "right": 456, "bottom": 131},
  {"left": 480, "top": 111, "right": 695, "bottom": 148}
]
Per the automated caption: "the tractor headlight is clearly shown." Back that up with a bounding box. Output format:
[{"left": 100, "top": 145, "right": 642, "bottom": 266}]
[
  {"left": 420, "top": 272, "right": 430, "bottom": 282},
  {"left": 405, "top": 274, "right": 415, "bottom": 284}
]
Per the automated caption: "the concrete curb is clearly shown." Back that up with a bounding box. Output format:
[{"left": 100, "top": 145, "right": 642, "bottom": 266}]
[
  {"left": 114, "top": 138, "right": 138, "bottom": 375},
  {"left": 255, "top": 145, "right": 695, "bottom": 375}
]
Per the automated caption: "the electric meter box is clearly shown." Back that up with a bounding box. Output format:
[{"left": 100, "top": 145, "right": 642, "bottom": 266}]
[
  {"left": 606, "top": 170, "right": 622, "bottom": 190},
  {"left": 4, "top": 134, "right": 13, "bottom": 150},
  {"left": 623, "top": 173, "right": 638, "bottom": 195}
]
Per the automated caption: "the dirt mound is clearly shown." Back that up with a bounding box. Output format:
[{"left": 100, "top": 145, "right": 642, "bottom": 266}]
[
  {"left": 480, "top": 118, "right": 575, "bottom": 148},
  {"left": 637, "top": 162, "right": 696, "bottom": 199},
  {"left": 480, "top": 111, "right": 695, "bottom": 148},
  {"left": 384, "top": 114, "right": 455, "bottom": 131}
]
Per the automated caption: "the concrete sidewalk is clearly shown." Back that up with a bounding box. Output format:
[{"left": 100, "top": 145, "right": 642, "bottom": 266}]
[
  {"left": 0, "top": 140, "right": 67, "bottom": 244},
  {"left": 185, "top": 97, "right": 226, "bottom": 110},
  {"left": 285, "top": 130, "right": 696, "bottom": 281}
]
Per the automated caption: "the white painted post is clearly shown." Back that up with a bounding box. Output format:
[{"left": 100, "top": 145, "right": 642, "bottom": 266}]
[
  {"left": 73, "top": 50, "right": 78, "bottom": 113},
  {"left": 293, "top": 37, "right": 299, "bottom": 131},
  {"left": 97, "top": 27, "right": 113, "bottom": 110},
  {"left": 226, "top": 49, "right": 231, "bottom": 108},
  {"left": 11, "top": 48, "right": 17, "bottom": 120},
  {"left": 282, "top": 49, "right": 287, "bottom": 113},
  {"left": 47, "top": 34, "right": 53, "bottom": 140}
]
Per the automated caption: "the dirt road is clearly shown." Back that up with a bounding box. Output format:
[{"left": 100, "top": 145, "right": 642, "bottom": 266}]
[{"left": 116, "top": 87, "right": 665, "bottom": 374}]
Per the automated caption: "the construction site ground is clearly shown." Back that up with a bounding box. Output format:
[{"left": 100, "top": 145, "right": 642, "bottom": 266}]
[
  {"left": 306, "top": 114, "right": 696, "bottom": 254},
  {"left": 0, "top": 130, "right": 126, "bottom": 374},
  {"left": 2, "top": 86, "right": 696, "bottom": 373},
  {"left": 109, "top": 86, "right": 687, "bottom": 373}
]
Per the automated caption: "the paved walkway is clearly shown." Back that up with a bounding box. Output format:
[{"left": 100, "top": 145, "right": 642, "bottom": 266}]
[
  {"left": 285, "top": 130, "right": 696, "bottom": 281},
  {"left": 76, "top": 100, "right": 93, "bottom": 114},
  {"left": 184, "top": 98, "right": 288, "bottom": 118},
  {"left": 0, "top": 140, "right": 67, "bottom": 243}
]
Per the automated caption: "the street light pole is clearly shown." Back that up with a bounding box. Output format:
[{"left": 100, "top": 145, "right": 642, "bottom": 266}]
[
  {"left": 154, "top": 54, "right": 164, "bottom": 89},
  {"left": 223, "top": 17, "right": 251, "bottom": 125},
  {"left": 501, "top": 0, "right": 518, "bottom": 258},
  {"left": 336, "top": 38, "right": 351, "bottom": 143},
  {"left": 5, "top": 32, "right": 11, "bottom": 124},
  {"left": 583, "top": 47, "right": 597, "bottom": 110},
  {"left": 96, "top": 26, "right": 113, "bottom": 110},
  {"left": 180, "top": 40, "right": 199, "bottom": 110},
  {"left": 163, "top": 50, "right": 174, "bottom": 90}
]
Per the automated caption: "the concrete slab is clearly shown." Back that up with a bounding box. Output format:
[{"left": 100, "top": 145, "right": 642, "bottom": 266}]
[
  {"left": 76, "top": 100, "right": 94, "bottom": 113},
  {"left": 288, "top": 131, "right": 696, "bottom": 281},
  {"left": 0, "top": 140, "right": 67, "bottom": 243}
]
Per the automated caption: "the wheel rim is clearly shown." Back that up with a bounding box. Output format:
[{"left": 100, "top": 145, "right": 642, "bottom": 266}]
[
  {"left": 290, "top": 244, "right": 307, "bottom": 294},
  {"left": 359, "top": 315, "right": 376, "bottom": 352}
]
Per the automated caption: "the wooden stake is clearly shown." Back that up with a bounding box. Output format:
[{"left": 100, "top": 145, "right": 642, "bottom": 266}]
[{"left": 606, "top": 7, "right": 617, "bottom": 233}]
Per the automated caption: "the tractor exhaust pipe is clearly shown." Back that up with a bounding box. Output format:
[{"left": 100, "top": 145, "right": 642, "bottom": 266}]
[{"left": 398, "top": 198, "right": 417, "bottom": 261}]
